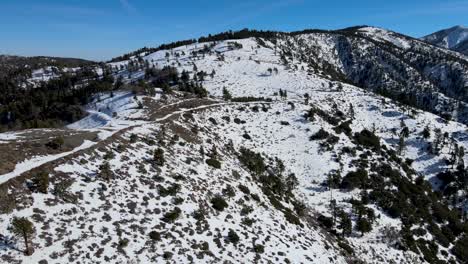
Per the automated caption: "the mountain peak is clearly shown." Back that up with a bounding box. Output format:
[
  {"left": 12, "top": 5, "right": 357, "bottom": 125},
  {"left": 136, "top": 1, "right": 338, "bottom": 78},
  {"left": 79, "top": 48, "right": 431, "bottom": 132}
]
[{"left": 421, "top": 25, "right": 468, "bottom": 54}]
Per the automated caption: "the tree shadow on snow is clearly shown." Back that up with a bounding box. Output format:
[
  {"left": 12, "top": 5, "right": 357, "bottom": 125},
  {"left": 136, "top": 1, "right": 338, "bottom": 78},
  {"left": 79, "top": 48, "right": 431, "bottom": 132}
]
[{"left": 0, "top": 234, "right": 19, "bottom": 252}]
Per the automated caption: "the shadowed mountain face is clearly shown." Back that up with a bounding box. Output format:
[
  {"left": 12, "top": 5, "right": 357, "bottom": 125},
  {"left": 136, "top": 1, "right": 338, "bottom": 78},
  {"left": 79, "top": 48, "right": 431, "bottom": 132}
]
[
  {"left": 278, "top": 26, "right": 468, "bottom": 124},
  {"left": 421, "top": 25, "right": 468, "bottom": 55}
]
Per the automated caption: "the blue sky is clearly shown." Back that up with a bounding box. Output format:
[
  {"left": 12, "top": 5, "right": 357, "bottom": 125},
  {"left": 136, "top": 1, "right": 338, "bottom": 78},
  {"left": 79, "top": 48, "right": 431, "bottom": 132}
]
[{"left": 1, "top": 0, "right": 467, "bottom": 61}]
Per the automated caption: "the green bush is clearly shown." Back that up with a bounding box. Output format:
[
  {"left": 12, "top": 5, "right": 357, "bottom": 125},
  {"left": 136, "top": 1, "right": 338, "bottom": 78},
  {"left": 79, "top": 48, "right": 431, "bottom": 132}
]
[
  {"left": 211, "top": 195, "right": 228, "bottom": 211},
  {"left": 338, "top": 241, "right": 354, "bottom": 255},
  {"left": 163, "top": 251, "right": 173, "bottom": 259},
  {"left": 238, "top": 148, "right": 266, "bottom": 176},
  {"left": 283, "top": 208, "right": 302, "bottom": 226},
  {"left": 222, "top": 185, "right": 236, "bottom": 198},
  {"left": 46, "top": 136, "right": 64, "bottom": 150},
  {"left": 253, "top": 244, "right": 265, "bottom": 254},
  {"left": 334, "top": 120, "right": 352, "bottom": 135},
  {"left": 228, "top": 229, "right": 240, "bottom": 244},
  {"left": 354, "top": 129, "right": 380, "bottom": 149},
  {"left": 158, "top": 183, "right": 180, "bottom": 197},
  {"left": 161, "top": 207, "right": 182, "bottom": 223},
  {"left": 310, "top": 128, "right": 329, "bottom": 140},
  {"left": 340, "top": 169, "right": 368, "bottom": 190},
  {"left": 238, "top": 184, "right": 250, "bottom": 194},
  {"left": 129, "top": 134, "right": 138, "bottom": 143},
  {"left": 118, "top": 238, "right": 129, "bottom": 248},
  {"left": 242, "top": 218, "right": 255, "bottom": 226},
  {"left": 317, "top": 214, "right": 334, "bottom": 229},
  {"left": 240, "top": 206, "right": 253, "bottom": 216},
  {"left": 154, "top": 148, "right": 165, "bottom": 166},
  {"left": 452, "top": 235, "right": 468, "bottom": 261},
  {"left": 206, "top": 158, "right": 221, "bottom": 169},
  {"left": 33, "top": 171, "right": 49, "bottom": 194},
  {"left": 149, "top": 231, "right": 161, "bottom": 241},
  {"left": 356, "top": 218, "right": 372, "bottom": 235}
]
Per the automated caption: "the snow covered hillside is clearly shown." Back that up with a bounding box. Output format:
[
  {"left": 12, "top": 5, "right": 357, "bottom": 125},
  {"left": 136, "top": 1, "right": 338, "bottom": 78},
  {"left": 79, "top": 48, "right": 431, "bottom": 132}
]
[
  {"left": 1, "top": 28, "right": 468, "bottom": 264},
  {"left": 422, "top": 25, "right": 468, "bottom": 55}
]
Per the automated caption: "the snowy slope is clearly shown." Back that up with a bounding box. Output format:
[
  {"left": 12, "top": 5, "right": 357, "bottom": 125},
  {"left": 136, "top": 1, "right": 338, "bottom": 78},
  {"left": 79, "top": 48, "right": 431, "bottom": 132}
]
[
  {"left": 422, "top": 25, "right": 468, "bottom": 49},
  {"left": 1, "top": 31, "right": 468, "bottom": 264}
]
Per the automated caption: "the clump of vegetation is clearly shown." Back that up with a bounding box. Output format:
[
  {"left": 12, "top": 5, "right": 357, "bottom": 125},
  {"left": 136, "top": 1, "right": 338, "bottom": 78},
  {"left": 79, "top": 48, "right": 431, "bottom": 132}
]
[
  {"left": 103, "top": 150, "right": 115, "bottom": 160},
  {"left": 310, "top": 128, "right": 329, "bottom": 140},
  {"left": 46, "top": 136, "right": 65, "bottom": 150},
  {"left": 0, "top": 186, "right": 16, "bottom": 213},
  {"left": 231, "top": 97, "right": 271, "bottom": 102},
  {"left": 161, "top": 207, "right": 182, "bottom": 223},
  {"left": 356, "top": 217, "right": 372, "bottom": 236},
  {"left": 223, "top": 87, "right": 232, "bottom": 101},
  {"left": 227, "top": 229, "right": 240, "bottom": 244},
  {"left": 206, "top": 158, "right": 221, "bottom": 169},
  {"left": 158, "top": 183, "right": 180, "bottom": 197},
  {"left": 354, "top": 129, "right": 380, "bottom": 149},
  {"left": 118, "top": 238, "right": 129, "bottom": 248},
  {"left": 222, "top": 185, "right": 236, "bottom": 198},
  {"left": 99, "top": 162, "right": 113, "bottom": 181},
  {"left": 149, "top": 231, "right": 161, "bottom": 241},
  {"left": 334, "top": 120, "right": 352, "bottom": 135},
  {"left": 238, "top": 147, "right": 266, "bottom": 176},
  {"left": 211, "top": 195, "right": 228, "bottom": 211},
  {"left": 340, "top": 169, "right": 368, "bottom": 190},
  {"left": 238, "top": 184, "right": 250, "bottom": 194},
  {"left": 253, "top": 244, "right": 265, "bottom": 254},
  {"left": 32, "top": 171, "right": 49, "bottom": 194},
  {"left": 317, "top": 214, "right": 334, "bottom": 229},
  {"left": 154, "top": 148, "right": 165, "bottom": 166},
  {"left": 129, "top": 134, "right": 138, "bottom": 143}
]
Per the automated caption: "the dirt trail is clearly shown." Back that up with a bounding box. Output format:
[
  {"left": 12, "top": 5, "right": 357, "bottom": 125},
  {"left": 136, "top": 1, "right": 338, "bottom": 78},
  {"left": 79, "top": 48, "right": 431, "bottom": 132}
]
[{"left": 0, "top": 97, "right": 290, "bottom": 188}]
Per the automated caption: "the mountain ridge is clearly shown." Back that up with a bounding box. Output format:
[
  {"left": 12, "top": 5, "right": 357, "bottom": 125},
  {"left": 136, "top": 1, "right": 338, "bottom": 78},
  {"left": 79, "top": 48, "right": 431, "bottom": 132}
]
[
  {"left": 421, "top": 25, "right": 468, "bottom": 55},
  {"left": 0, "top": 25, "right": 467, "bottom": 264}
]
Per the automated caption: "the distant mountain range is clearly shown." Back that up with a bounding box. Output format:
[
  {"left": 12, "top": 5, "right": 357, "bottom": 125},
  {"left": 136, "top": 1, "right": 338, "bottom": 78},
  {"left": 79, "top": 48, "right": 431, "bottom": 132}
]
[{"left": 422, "top": 25, "right": 468, "bottom": 55}]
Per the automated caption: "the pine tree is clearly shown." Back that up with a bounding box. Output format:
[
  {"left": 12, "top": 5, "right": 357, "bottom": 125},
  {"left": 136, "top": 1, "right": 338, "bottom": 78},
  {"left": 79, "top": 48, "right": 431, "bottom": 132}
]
[
  {"left": 304, "top": 93, "right": 310, "bottom": 105},
  {"left": 338, "top": 211, "right": 352, "bottom": 237},
  {"left": 349, "top": 103, "right": 355, "bottom": 119},
  {"left": 154, "top": 148, "right": 165, "bottom": 166},
  {"left": 222, "top": 87, "right": 232, "bottom": 101},
  {"left": 99, "top": 162, "right": 112, "bottom": 181},
  {"left": 33, "top": 171, "right": 49, "bottom": 194},
  {"left": 400, "top": 126, "right": 410, "bottom": 138},
  {"left": 10, "top": 217, "right": 35, "bottom": 256},
  {"left": 356, "top": 217, "right": 372, "bottom": 236},
  {"left": 457, "top": 146, "right": 465, "bottom": 168},
  {"left": 422, "top": 126, "right": 431, "bottom": 139},
  {"left": 398, "top": 136, "right": 406, "bottom": 155}
]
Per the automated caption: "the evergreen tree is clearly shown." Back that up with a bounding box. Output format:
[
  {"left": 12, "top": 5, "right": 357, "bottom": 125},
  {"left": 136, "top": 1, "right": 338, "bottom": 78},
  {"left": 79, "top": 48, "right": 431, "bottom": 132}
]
[
  {"left": 154, "top": 148, "right": 165, "bottom": 166},
  {"left": 33, "top": 171, "right": 49, "bottom": 194},
  {"left": 349, "top": 103, "right": 355, "bottom": 119},
  {"left": 338, "top": 211, "right": 352, "bottom": 237},
  {"left": 398, "top": 136, "right": 406, "bottom": 155},
  {"left": 304, "top": 93, "right": 310, "bottom": 105},
  {"left": 422, "top": 126, "right": 431, "bottom": 139},
  {"left": 400, "top": 126, "right": 410, "bottom": 139},
  {"left": 356, "top": 217, "right": 372, "bottom": 236},
  {"left": 99, "top": 162, "right": 113, "bottom": 181},
  {"left": 10, "top": 217, "right": 35, "bottom": 256},
  {"left": 222, "top": 87, "right": 232, "bottom": 101}
]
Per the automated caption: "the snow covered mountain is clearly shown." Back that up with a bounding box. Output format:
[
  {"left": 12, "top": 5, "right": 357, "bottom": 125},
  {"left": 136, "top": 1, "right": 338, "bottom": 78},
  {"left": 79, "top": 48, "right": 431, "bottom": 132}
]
[
  {"left": 422, "top": 25, "right": 468, "bottom": 55},
  {"left": 1, "top": 27, "right": 468, "bottom": 264}
]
